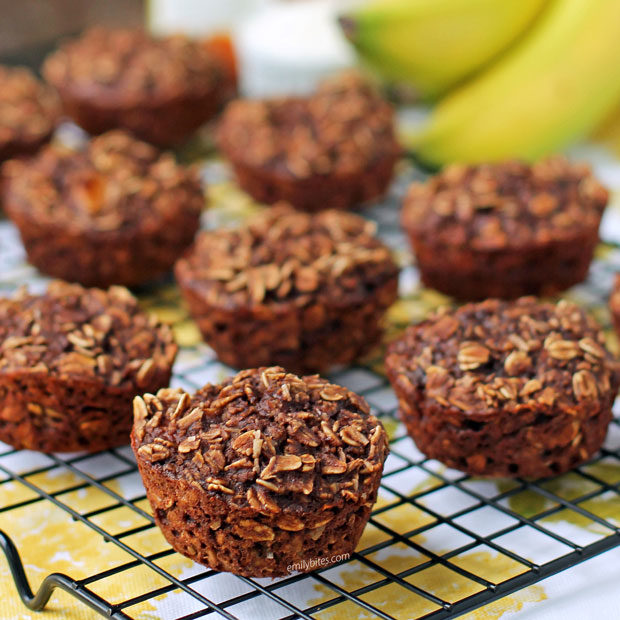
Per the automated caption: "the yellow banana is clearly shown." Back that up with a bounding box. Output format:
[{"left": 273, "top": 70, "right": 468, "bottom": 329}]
[
  {"left": 413, "top": 0, "right": 620, "bottom": 167},
  {"left": 339, "top": 0, "right": 548, "bottom": 100},
  {"left": 593, "top": 106, "right": 620, "bottom": 156}
]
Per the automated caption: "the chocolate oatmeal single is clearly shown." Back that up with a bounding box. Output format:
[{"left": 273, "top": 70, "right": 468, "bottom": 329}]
[
  {"left": 0, "top": 65, "right": 59, "bottom": 162},
  {"left": 43, "top": 28, "right": 235, "bottom": 146},
  {"left": 402, "top": 157, "right": 608, "bottom": 300},
  {"left": 385, "top": 297, "right": 620, "bottom": 478},
  {"left": 3, "top": 130, "right": 203, "bottom": 287},
  {"left": 131, "top": 366, "right": 389, "bottom": 577},
  {"left": 0, "top": 281, "right": 177, "bottom": 452},
  {"left": 175, "top": 204, "right": 399, "bottom": 374},
  {"left": 217, "top": 73, "right": 401, "bottom": 211}
]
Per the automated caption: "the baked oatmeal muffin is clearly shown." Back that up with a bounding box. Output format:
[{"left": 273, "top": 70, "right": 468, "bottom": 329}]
[
  {"left": 217, "top": 73, "right": 401, "bottom": 211},
  {"left": 3, "top": 130, "right": 203, "bottom": 288},
  {"left": 132, "top": 366, "right": 388, "bottom": 577},
  {"left": 0, "top": 65, "right": 59, "bottom": 162},
  {"left": 385, "top": 297, "right": 620, "bottom": 478},
  {"left": 0, "top": 281, "right": 177, "bottom": 453},
  {"left": 174, "top": 205, "right": 399, "bottom": 374},
  {"left": 43, "top": 28, "right": 234, "bottom": 147},
  {"left": 402, "top": 157, "right": 608, "bottom": 300}
]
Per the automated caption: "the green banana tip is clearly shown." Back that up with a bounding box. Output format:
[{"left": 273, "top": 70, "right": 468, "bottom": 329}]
[
  {"left": 398, "top": 130, "right": 442, "bottom": 173},
  {"left": 408, "top": 152, "right": 441, "bottom": 174},
  {"left": 337, "top": 15, "right": 356, "bottom": 41}
]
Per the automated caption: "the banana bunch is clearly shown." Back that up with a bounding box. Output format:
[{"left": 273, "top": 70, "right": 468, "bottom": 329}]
[
  {"left": 339, "top": 0, "right": 547, "bottom": 101},
  {"left": 340, "top": 0, "right": 620, "bottom": 167}
]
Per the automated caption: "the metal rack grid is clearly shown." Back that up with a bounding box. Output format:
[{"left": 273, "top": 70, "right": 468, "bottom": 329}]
[{"left": 0, "top": 160, "right": 619, "bottom": 620}]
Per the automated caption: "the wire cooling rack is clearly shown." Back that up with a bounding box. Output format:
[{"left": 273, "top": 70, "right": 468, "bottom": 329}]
[{"left": 1, "top": 159, "right": 620, "bottom": 620}]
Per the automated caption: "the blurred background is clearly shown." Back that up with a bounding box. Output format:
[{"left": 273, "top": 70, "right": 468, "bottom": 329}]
[
  {"left": 2, "top": 0, "right": 620, "bottom": 165},
  {"left": 0, "top": 0, "right": 143, "bottom": 65},
  {"left": 0, "top": 0, "right": 355, "bottom": 97}
]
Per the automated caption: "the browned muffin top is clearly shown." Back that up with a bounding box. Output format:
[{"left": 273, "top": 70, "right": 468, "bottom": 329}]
[
  {"left": 0, "top": 65, "right": 59, "bottom": 148},
  {"left": 0, "top": 281, "right": 177, "bottom": 387},
  {"left": 3, "top": 130, "right": 203, "bottom": 232},
  {"left": 133, "top": 366, "right": 388, "bottom": 513},
  {"left": 402, "top": 158, "right": 608, "bottom": 250},
  {"left": 386, "top": 297, "right": 619, "bottom": 417},
  {"left": 43, "top": 28, "right": 222, "bottom": 102},
  {"left": 217, "top": 73, "right": 400, "bottom": 179},
  {"left": 175, "top": 204, "right": 398, "bottom": 308}
]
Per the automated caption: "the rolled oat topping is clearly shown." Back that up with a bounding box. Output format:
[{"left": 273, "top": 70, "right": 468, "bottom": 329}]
[
  {"left": 177, "top": 204, "right": 398, "bottom": 307},
  {"left": 387, "top": 297, "right": 619, "bottom": 416},
  {"left": 2, "top": 130, "right": 203, "bottom": 232},
  {"left": 217, "top": 73, "right": 399, "bottom": 179},
  {"left": 43, "top": 28, "right": 221, "bottom": 101},
  {"left": 0, "top": 65, "right": 59, "bottom": 145},
  {"left": 403, "top": 157, "right": 608, "bottom": 250},
  {"left": 133, "top": 366, "right": 388, "bottom": 511},
  {"left": 0, "top": 281, "right": 176, "bottom": 388}
]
